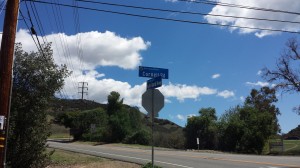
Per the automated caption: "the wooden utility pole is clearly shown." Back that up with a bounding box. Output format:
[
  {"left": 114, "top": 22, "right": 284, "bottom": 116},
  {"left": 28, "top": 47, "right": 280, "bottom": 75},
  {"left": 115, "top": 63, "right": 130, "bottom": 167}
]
[{"left": 0, "top": 0, "right": 20, "bottom": 167}]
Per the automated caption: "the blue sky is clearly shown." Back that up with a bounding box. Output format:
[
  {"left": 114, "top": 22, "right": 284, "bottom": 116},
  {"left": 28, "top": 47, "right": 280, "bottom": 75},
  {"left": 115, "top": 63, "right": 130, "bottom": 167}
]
[{"left": 1, "top": 0, "right": 300, "bottom": 133}]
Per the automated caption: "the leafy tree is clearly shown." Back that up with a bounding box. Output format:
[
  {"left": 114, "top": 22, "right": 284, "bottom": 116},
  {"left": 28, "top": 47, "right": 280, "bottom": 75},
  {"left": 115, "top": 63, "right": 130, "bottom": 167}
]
[
  {"left": 244, "top": 87, "right": 280, "bottom": 134},
  {"left": 55, "top": 108, "right": 108, "bottom": 141},
  {"left": 217, "top": 88, "right": 280, "bottom": 154},
  {"left": 107, "top": 91, "right": 144, "bottom": 143},
  {"left": 107, "top": 91, "right": 123, "bottom": 116},
  {"left": 184, "top": 107, "right": 218, "bottom": 149},
  {"left": 237, "top": 106, "right": 274, "bottom": 154},
  {"left": 262, "top": 38, "right": 300, "bottom": 114},
  {"left": 7, "top": 43, "right": 70, "bottom": 168},
  {"left": 109, "top": 109, "right": 132, "bottom": 142},
  {"left": 124, "top": 129, "right": 150, "bottom": 145},
  {"left": 184, "top": 116, "right": 201, "bottom": 149},
  {"left": 218, "top": 106, "right": 244, "bottom": 152}
]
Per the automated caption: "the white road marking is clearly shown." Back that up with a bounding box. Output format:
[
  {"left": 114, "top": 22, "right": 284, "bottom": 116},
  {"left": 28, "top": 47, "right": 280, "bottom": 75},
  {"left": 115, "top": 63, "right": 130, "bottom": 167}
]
[{"left": 50, "top": 144, "right": 194, "bottom": 168}]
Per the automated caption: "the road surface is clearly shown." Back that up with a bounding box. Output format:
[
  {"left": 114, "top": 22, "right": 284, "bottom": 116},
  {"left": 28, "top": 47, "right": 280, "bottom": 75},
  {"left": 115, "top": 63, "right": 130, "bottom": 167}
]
[{"left": 48, "top": 141, "right": 300, "bottom": 168}]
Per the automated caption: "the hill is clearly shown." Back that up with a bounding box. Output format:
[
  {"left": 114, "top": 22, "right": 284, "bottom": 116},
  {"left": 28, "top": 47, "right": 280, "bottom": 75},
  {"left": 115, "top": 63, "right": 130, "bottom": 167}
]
[
  {"left": 48, "top": 98, "right": 184, "bottom": 148},
  {"left": 284, "top": 125, "right": 300, "bottom": 140}
]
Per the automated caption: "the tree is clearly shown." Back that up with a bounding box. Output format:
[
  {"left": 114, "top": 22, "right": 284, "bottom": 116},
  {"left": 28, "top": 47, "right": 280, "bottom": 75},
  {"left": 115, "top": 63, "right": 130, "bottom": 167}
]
[
  {"left": 55, "top": 108, "right": 108, "bottom": 141},
  {"left": 217, "top": 88, "right": 280, "bottom": 154},
  {"left": 262, "top": 38, "right": 300, "bottom": 114},
  {"left": 244, "top": 87, "right": 280, "bottom": 134},
  {"left": 184, "top": 107, "right": 218, "bottom": 149},
  {"left": 107, "top": 91, "right": 123, "bottom": 116},
  {"left": 7, "top": 43, "right": 70, "bottom": 167},
  {"left": 237, "top": 106, "right": 274, "bottom": 154},
  {"left": 218, "top": 106, "right": 244, "bottom": 152}
]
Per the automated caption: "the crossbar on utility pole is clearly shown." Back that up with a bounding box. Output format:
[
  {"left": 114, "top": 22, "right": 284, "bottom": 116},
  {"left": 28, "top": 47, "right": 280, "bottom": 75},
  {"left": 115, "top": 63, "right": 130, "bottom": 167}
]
[
  {"left": 0, "top": 0, "right": 20, "bottom": 167},
  {"left": 78, "top": 82, "right": 88, "bottom": 100}
]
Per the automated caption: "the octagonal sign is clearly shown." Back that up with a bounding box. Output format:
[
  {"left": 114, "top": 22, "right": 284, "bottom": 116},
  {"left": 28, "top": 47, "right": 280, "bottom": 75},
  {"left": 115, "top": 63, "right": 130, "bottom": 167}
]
[{"left": 142, "top": 89, "right": 164, "bottom": 117}]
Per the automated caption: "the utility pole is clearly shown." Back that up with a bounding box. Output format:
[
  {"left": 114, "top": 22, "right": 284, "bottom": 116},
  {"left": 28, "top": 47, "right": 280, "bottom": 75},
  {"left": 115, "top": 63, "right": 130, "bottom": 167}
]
[
  {"left": 78, "top": 82, "right": 88, "bottom": 100},
  {"left": 0, "top": 0, "right": 20, "bottom": 167}
]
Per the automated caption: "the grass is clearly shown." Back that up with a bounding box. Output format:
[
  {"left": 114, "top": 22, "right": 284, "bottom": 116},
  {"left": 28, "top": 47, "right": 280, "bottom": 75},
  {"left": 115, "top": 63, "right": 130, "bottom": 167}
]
[
  {"left": 49, "top": 123, "right": 70, "bottom": 139},
  {"left": 48, "top": 148, "right": 106, "bottom": 165},
  {"left": 48, "top": 148, "right": 141, "bottom": 168},
  {"left": 142, "top": 162, "right": 162, "bottom": 168},
  {"left": 268, "top": 140, "right": 300, "bottom": 155}
]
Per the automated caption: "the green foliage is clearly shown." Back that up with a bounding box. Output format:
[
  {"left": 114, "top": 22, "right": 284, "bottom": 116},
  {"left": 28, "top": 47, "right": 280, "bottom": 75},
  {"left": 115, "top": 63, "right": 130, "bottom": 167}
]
[
  {"left": 245, "top": 87, "right": 280, "bottom": 134},
  {"left": 7, "top": 43, "right": 70, "bottom": 168},
  {"left": 107, "top": 91, "right": 123, "bottom": 116},
  {"left": 218, "top": 106, "right": 244, "bottom": 152},
  {"left": 109, "top": 109, "right": 132, "bottom": 142},
  {"left": 216, "top": 87, "right": 280, "bottom": 154},
  {"left": 54, "top": 92, "right": 150, "bottom": 145},
  {"left": 185, "top": 107, "right": 218, "bottom": 149},
  {"left": 237, "top": 106, "right": 274, "bottom": 154},
  {"left": 55, "top": 108, "right": 108, "bottom": 141},
  {"left": 124, "top": 129, "right": 150, "bottom": 145},
  {"left": 142, "top": 162, "right": 162, "bottom": 168}
]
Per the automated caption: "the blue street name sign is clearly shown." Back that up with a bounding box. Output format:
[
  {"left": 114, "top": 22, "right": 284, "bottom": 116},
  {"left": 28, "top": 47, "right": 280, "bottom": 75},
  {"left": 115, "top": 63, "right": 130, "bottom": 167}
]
[
  {"left": 147, "top": 77, "right": 162, "bottom": 90},
  {"left": 139, "top": 66, "right": 169, "bottom": 79}
]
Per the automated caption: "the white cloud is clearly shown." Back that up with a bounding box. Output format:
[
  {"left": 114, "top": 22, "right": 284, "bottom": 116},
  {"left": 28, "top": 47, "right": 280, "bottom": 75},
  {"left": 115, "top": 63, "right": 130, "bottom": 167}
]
[
  {"left": 5, "top": 29, "right": 235, "bottom": 108},
  {"left": 177, "top": 114, "right": 185, "bottom": 121},
  {"left": 187, "top": 114, "right": 197, "bottom": 118},
  {"left": 204, "top": 0, "right": 300, "bottom": 37},
  {"left": 160, "top": 83, "right": 217, "bottom": 102},
  {"left": 271, "top": 84, "right": 277, "bottom": 88},
  {"left": 12, "top": 29, "right": 150, "bottom": 70},
  {"left": 212, "top": 73, "right": 221, "bottom": 79},
  {"left": 246, "top": 81, "right": 269, "bottom": 87},
  {"left": 257, "top": 70, "right": 262, "bottom": 75},
  {"left": 217, "top": 90, "right": 235, "bottom": 98},
  {"left": 240, "top": 96, "right": 245, "bottom": 102}
]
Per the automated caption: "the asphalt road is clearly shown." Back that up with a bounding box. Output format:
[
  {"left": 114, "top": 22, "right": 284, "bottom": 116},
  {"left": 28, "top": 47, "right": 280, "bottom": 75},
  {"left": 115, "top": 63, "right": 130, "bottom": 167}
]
[{"left": 48, "top": 141, "right": 300, "bottom": 168}]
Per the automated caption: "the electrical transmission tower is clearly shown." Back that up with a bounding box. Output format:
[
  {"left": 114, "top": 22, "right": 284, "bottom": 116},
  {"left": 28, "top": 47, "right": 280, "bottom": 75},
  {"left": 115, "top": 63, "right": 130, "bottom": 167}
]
[{"left": 78, "top": 82, "right": 88, "bottom": 100}]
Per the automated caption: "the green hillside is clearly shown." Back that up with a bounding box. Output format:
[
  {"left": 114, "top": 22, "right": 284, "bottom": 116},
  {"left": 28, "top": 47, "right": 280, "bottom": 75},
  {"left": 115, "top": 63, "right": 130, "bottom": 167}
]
[
  {"left": 284, "top": 125, "right": 300, "bottom": 139},
  {"left": 48, "top": 98, "right": 184, "bottom": 149}
]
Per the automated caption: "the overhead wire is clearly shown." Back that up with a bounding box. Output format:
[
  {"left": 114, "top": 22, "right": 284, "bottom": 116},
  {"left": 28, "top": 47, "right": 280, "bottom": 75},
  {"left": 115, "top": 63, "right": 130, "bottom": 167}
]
[
  {"left": 0, "top": 0, "right": 7, "bottom": 15},
  {"left": 43, "top": 4, "right": 70, "bottom": 99},
  {"left": 19, "top": 9, "right": 40, "bottom": 52},
  {"left": 72, "top": 0, "right": 87, "bottom": 95},
  {"left": 76, "top": 0, "right": 300, "bottom": 25},
  {"left": 23, "top": 1, "right": 48, "bottom": 59},
  {"left": 50, "top": 0, "right": 81, "bottom": 98},
  {"left": 177, "top": 0, "right": 300, "bottom": 16},
  {"left": 30, "top": 0, "right": 300, "bottom": 34},
  {"left": 29, "top": 0, "right": 47, "bottom": 44}
]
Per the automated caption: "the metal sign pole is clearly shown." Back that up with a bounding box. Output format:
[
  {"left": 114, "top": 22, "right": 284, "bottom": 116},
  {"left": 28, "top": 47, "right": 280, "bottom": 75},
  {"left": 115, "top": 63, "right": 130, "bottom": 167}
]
[{"left": 151, "top": 89, "right": 154, "bottom": 168}]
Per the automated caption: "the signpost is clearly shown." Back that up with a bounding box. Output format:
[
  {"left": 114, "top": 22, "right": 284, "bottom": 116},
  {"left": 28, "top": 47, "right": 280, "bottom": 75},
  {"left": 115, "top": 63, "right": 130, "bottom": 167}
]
[
  {"left": 140, "top": 66, "right": 168, "bottom": 168},
  {"left": 142, "top": 89, "right": 164, "bottom": 168}
]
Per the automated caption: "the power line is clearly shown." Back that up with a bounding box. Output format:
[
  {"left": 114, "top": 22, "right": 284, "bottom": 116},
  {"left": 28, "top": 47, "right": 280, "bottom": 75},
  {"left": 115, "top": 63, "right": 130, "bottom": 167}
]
[
  {"left": 76, "top": 0, "right": 300, "bottom": 25},
  {"left": 19, "top": 9, "right": 40, "bottom": 53},
  {"left": 50, "top": 0, "right": 81, "bottom": 97},
  {"left": 24, "top": 1, "right": 46, "bottom": 57},
  {"left": 0, "top": 0, "right": 7, "bottom": 15},
  {"left": 30, "top": 0, "right": 300, "bottom": 34},
  {"left": 177, "top": 0, "right": 300, "bottom": 16},
  {"left": 29, "top": 1, "right": 48, "bottom": 43}
]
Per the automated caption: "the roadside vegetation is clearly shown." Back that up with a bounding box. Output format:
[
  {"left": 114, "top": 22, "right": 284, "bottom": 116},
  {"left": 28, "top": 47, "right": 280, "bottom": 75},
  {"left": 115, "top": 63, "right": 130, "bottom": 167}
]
[
  {"left": 7, "top": 38, "right": 300, "bottom": 168},
  {"left": 48, "top": 149, "right": 140, "bottom": 168}
]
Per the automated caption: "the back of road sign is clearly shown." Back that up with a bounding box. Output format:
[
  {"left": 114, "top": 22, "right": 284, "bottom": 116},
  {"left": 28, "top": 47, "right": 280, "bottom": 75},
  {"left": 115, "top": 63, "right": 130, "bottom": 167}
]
[{"left": 142, "top": 89, "right": 164, "bottom": 117}]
